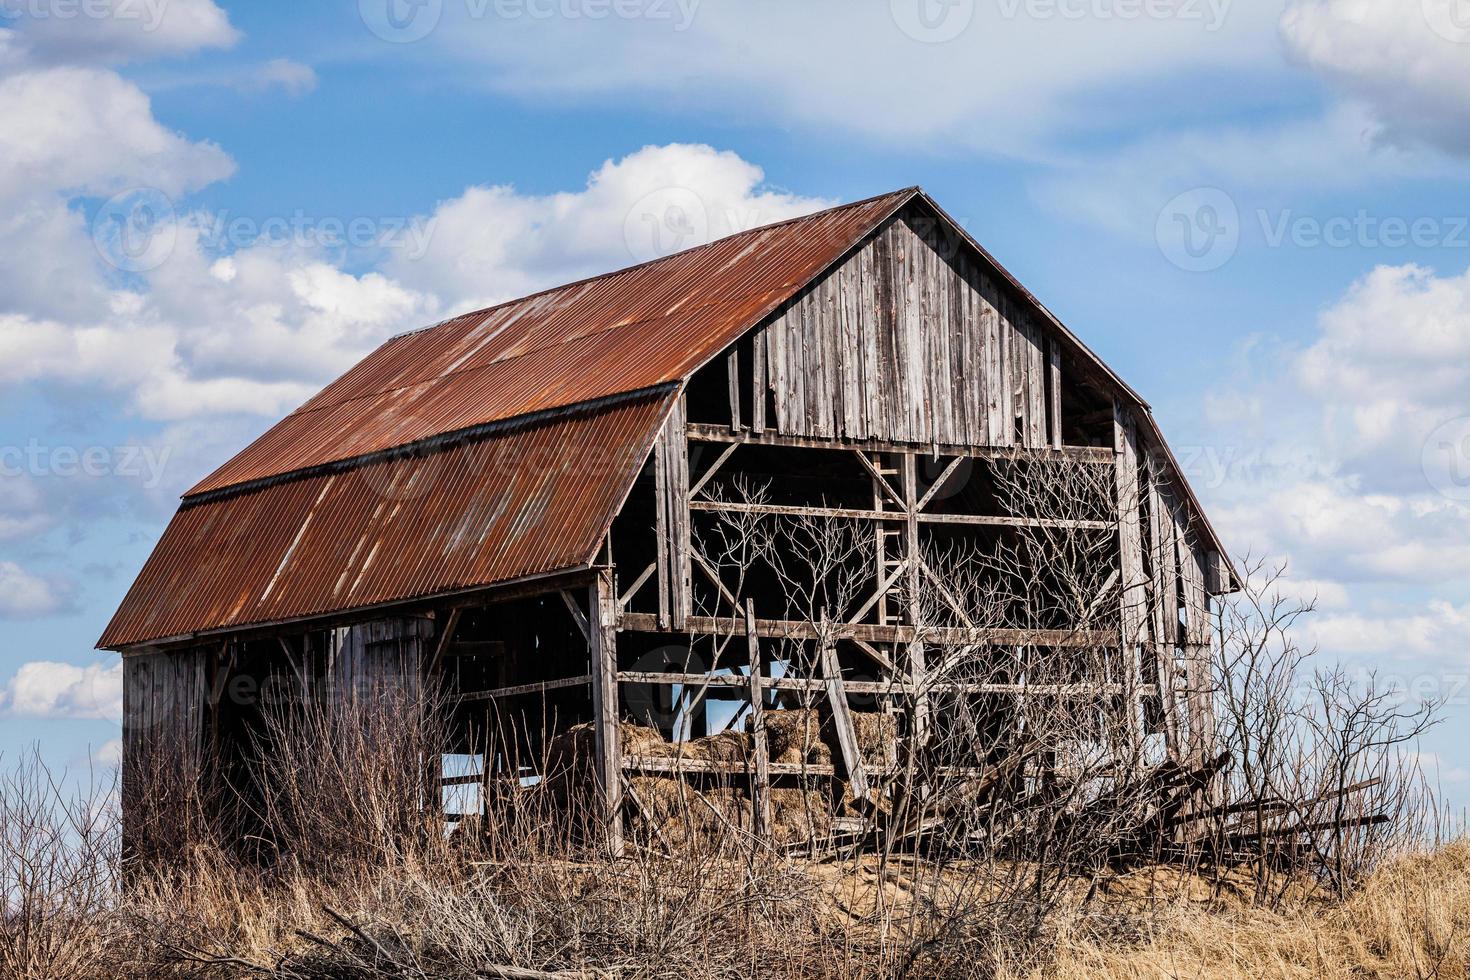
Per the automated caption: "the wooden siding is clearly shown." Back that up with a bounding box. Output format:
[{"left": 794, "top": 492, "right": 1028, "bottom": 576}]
[
  {"left": 327, "top": 616, "right": 433, "bottom": 705},
  {"left": 758, "top": 207, "right": 1054, "bottom": 448},
  {"left": 121, "top": 647, "right": 209, "bottom": 857}
]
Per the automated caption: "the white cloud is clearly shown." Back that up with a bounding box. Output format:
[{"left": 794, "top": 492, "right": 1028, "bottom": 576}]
[
  {"left": 1302, "top": 600, "right": 1470, "bottom": 662},
  {"left": 0, "top": 561, "right": 70, "bottom": 617},
  {"left": 420, "top": 0, "right": 1276, "bottom": 155},
  {"left": 242, "top": 57, "right": 317, "bottom": 97},
  {"left": 90, "top": 738, "right": 122, "bottom": 768},
  {"left": 1201, "top": 262, "right": 1470, "bottom": 678},
  {"left": 1280, "top": 0, "right": 1470, "bottom": 155},
  {"left": 0, "top": 660, "right": 121, "bottom": 719},
  {"left": 8, "top": 0, "right": 238, "bottom": 65},
  {"left": 388, "top": 143, "right": 833, "bottom": 310}
]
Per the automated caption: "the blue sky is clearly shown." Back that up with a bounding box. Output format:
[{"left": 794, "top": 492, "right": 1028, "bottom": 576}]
[{"left": 2, "top": 0, "right": 1469, "bottom": 804}]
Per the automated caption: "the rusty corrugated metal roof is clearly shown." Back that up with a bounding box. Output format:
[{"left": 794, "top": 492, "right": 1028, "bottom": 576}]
[
  {"left": 98, "top": 391, "right": 673, "bottom": 649},
  {"left": 189, "top": 189, "right": 917, "bottom": 497},
  {"left": 101, "top": 184, "right": 1235, "bottom": 649}
]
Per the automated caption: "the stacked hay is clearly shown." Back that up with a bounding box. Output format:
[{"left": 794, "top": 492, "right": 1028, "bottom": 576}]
[
  {"left": 766, "top": 709, "right": 832, "bottom": 766},
  {"left": 765, "top": 708, "right": 898, "bottom": 770},
  {"left": 769, "top": 787, "right": 833, "bottom": 845}
]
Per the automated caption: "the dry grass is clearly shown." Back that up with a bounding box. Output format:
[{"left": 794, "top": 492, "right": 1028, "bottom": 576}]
[{"left": 1009, "top": 841, "right": 1470, "bottom": 980}]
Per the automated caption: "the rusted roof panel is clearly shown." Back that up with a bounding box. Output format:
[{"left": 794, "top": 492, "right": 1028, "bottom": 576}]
[
  {"left": 99, "top": 392, "right": 672, "bottom": 649},
  {"left": 190, "top": 190, "right": 916, "bottom": 496}
]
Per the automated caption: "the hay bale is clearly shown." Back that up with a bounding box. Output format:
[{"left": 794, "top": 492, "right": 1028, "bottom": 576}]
[
  {"left": 764, "top": 708, "right": 897, "bottom": 770},
  {"left": 766, "top": 709, "right": 832, "bottom": 766},
  {"left": 850, "top": 711, "right": 898, "bottom": 769},
  {"left": 686, "top": 729, "right": 751, "bottom": 764},
  {"left": 769, "top": 787, "right": 833, "bottom": 845}
]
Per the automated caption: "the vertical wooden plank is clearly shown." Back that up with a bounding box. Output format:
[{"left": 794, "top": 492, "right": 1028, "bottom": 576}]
[
  {"left": 745, "top": 599, "right": 772, "bottom": 841},
  {"left": 589, "top": 570, "right": 624, "bottom": 857},
  {"left": 901, "top": 451, "right": 930, "bottom": 740},
  {"left": 669, "top": 396, "right": 692, "bottom": 629},
  {"left": 819, "top": 632, "right": 869, "bottom": 801},
  {"left": 726, "top": 347, "right": 741, "bottom": 433},
  {"left": 751, "top": 327, "right": 766, "bottom": 435},
  {"left": 1047, "top": 336, "right": 1063, "bottom": 449},
  {"left": 1113, "top": 403, "right": 1148, "bottom": 751}
]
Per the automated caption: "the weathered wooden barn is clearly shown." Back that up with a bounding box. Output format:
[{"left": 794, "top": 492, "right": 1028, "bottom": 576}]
[{"left": 100, "top": 187, "right": 1235, "bottom": 855}]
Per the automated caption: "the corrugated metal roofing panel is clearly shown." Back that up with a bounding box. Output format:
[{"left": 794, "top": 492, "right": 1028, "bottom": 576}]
[
  {"left": 189, "top": 189, "right": 915, "bottom": 496},
  {"left": 98, "top": 391, "right": 673, "bottom": 649}
]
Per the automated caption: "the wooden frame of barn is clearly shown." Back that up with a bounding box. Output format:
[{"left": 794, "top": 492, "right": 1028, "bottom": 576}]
[{"left": 100, "top": 188, "right": 1237, "bottom": 857}]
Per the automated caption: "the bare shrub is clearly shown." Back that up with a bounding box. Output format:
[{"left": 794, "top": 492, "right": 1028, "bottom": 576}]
[{"left": 0, "top": 750, "right": 119, "bottom": 980}]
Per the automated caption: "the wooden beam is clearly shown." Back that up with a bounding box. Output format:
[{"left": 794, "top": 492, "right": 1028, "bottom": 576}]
[
  {"left": 751, "top": 333, "right": 766, "bottom": 434},
  {"left": 820, "top": 630, "right": 869, "bottom": 799},
  {"left": 727, "top": 346, "right": 742, "bottom": 433},
  {"left": 1114, "top": 401, "right": 1150, "bottom": 752},
  {"left": 618, "top": 612, "right": 1114, "bottom": 648},
  {"left": 618, "top": 562, "right": 657, "bottom": 612},
  {"left": 915, "top": 455, "right": 967, "bottom": 511},
  {"left": 617, "top": 670, "right": 1148, "bottom": 698},
  {"left": 560, "top": 590, "right": 590, "bottom": 645},
  {"left": 457, "top": 674, "right": 592, "bottom": 703},
  {"left": 687, "top": 441, "right": 740, "bottom": 499},
  {"left": 852, "top": 450, "right": 906, "bottom": 510},
  {"left": 688, "top": 498, "right": 1110, "bottom": 530},
  {"left": 589, "top": 571, "right": 623, "bottom": 857},
  {"left": 686, "top": 423, "right": 1115, "bottom": 463},
  {"left": 902, "top": 453, "right": 930, "bottom": 742},
  {"left": 746, "top": 600, "right": 771, "bottom": 841}
]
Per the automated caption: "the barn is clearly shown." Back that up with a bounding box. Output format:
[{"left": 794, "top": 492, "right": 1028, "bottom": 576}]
[{"left": 100, "top": 187, "right": 1235, "bottom": 856}]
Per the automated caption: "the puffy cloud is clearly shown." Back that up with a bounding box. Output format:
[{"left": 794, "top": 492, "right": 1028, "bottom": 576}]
[
  {"left": 1280, "top": 0, "right": 1470, "bottom": 155},
  {"left": 0, "top": 561, "right": 70, "bottom": 617},
  {"left": 388, "top": 143, "right": 833, "bottom": 311},
  {"left": 0, "top": 660, "right": 120, "bottom": 719},
  {"left": 7, "top": 0, "right": 239, "bottom": 65}
]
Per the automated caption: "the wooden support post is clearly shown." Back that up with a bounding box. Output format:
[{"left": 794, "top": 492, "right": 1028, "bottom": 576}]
[
  {"left": 746, "top": 599, "right": 772, "bottom": 841},
  {"left": 751, "top": 333, "right": 766, "bottom": 434},
  {"left": 1113, "top": 402, "right": 1150, "bottom": 754},
  {"left": 901, "top": 451, "right": 930, "bottom": 741},
  {"left": 589, "top": 571, "right": 624, "bottom": 857},
  {"left": 1047, "top": 337, "right": 1063, "bottom": 450},
  {"left": 820, "top": 626, "right": 870, "bottom": 801},
  {"left": 727, "top": 346, "right": 742, "bottom": 433}
]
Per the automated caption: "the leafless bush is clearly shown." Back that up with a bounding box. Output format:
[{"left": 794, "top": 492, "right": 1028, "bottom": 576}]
[{"left": 0, "top": 750, "right": 120, "bottom": 979}]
